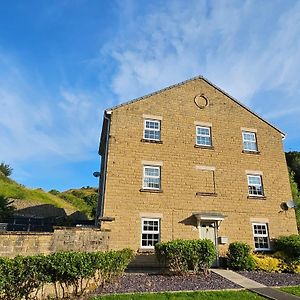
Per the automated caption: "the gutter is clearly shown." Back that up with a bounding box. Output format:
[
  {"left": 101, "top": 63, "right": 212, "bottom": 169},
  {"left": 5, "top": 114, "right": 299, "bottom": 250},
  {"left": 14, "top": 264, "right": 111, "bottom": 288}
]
[{"left": 97, "top": 110, "right": 111, "bottom": 226}]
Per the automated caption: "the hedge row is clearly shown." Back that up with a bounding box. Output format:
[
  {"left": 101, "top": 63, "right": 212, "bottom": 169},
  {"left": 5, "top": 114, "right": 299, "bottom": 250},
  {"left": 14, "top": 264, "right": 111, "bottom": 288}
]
[
  {"left": 155, "top": 239, "right": 216, "bottom": 275},
  {"left": 0, "top": 249, "right": 134, "bottom": 300}
]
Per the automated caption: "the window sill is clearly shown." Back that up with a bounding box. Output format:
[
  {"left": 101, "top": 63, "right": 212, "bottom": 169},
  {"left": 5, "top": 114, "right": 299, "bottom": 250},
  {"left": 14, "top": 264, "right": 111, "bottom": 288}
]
[
  {"left": 196, "top": 192, "right": 217, "bottom": 197},
  {"left": 242, "top": 150, "right": 260, "bottom": 155},
  {"left": 254, "top": 249, "right": 271, "bottom": 253},
  {"left": 247, "top": 195, "right": 266, "bottom": 200},
  {"left": 140, "top": 189, "right": 163, "bottom": 193},
  {"left": 141, "top": 138, "right": 163, "bottom": 144},
  {"left": 194, "top": 145, "right": 214, "bottom": 150},
  {"left": 137, "top": 248, "right": 155, "bottom": 254}
]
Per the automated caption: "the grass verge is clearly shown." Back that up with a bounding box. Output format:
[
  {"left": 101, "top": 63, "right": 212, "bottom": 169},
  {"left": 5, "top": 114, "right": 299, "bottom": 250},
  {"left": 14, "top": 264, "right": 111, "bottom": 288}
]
[
  {"left": 91, "top": 290, "right": 265, "bottom": 300},
  {"left": 280, "top": 286, "right": 300, "bottom": 296}
]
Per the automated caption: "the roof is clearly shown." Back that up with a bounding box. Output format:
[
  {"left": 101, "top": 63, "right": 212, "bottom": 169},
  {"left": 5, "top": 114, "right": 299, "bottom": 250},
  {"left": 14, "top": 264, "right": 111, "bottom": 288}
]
[{"left": 105, "top": 75, "right": 285, "bottom": 136}]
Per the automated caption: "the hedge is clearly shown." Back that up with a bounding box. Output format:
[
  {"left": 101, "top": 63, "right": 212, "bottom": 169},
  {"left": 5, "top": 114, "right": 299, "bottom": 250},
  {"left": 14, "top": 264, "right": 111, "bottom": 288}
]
[
  {"left": 227, "top": 242, "right": 255, "bottom": 271},
  {"left": 0, "top": 249, "right": 134, "bottom": 300},
  {"left": 274, "top": 235, "right": 300, "bottom": 261},
  {"left": 155, "top": 239, "right": 216, "bottom": 275}
]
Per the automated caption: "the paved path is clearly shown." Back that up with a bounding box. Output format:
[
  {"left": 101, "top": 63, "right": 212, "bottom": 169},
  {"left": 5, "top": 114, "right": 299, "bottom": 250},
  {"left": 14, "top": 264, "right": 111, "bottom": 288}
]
[{"left": 213, "top": 269, "right": 300, "bottom": 299}]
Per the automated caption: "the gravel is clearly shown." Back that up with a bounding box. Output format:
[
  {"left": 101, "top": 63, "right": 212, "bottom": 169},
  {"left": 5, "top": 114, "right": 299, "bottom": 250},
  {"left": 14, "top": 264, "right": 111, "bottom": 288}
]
[
  {"left": 238, "top": 271, "right": 300, "bottom": 287},
  {"left": 96, "top": 272, "right": 240, "bottom": 295},
  {"left": 92, "top": 270, "right": 300, "bottom": 296}
]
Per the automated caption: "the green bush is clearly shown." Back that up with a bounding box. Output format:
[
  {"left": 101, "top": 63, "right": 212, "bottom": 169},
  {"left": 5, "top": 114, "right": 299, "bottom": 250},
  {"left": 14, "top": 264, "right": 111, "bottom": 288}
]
[
  {"left": 49, "top": 189, "right": 60, "bottom": 195},
  {"left": 273, "top": 236, "right": 300, "bottom": 273},
  {"left": 0, "top": 162, "right": 13, "bottom": 177},
  {"left": 227, "top": 242, "right": 255, "bottom": 270},
  {"left": 0, "top": 195, "right": 15, "bottom": 222},
  {"left": 0, "top": 255, "right": 49, "bottom": 300},
  {"left": 274, "top": 235, "right": 300, "bottom": 260},
  {"left": 0, "top": 249, "right": 134, "bottom": 300},
  {"left": 155, "top": 239, "right": 216, "bottom": 275}
]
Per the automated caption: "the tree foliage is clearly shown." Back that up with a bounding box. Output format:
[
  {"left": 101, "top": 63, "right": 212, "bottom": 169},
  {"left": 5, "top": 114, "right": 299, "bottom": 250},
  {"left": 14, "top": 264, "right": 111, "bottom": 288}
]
[
  {"left": 286, "top": 151, "right": 300, "bottom": 189},
  {"left": 0, "top": 162, "right": 13, "bottom": 177},
  {"left": 287, "top": 169, "right": 300, "bottom": 230},
  {"left": 0, "top": 195, "right": 15, "bottom": 222}
]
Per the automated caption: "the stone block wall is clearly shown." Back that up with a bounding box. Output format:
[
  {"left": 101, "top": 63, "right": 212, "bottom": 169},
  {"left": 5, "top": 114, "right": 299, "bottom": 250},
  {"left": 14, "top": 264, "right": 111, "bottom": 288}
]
[{"left": 0, "top": 227, "right": 110, "bottom": 257}]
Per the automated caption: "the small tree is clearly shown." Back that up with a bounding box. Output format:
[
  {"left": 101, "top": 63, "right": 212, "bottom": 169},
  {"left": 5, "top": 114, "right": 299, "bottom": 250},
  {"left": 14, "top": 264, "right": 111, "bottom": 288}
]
[
  {"left": 288, "top": 169, "right": 300, "bottom": 231},
  {"left": 0, "top": 162, "right": 13, "bottom": 177},
  {"left": 0, "top": 195, "right": 15, "bottom": 222}
]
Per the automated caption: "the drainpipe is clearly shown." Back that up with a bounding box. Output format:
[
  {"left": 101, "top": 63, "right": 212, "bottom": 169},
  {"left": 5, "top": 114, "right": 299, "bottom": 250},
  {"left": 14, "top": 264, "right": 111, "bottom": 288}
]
[{"left": 96, "top": 111, "right": 111, "bottom": 227}]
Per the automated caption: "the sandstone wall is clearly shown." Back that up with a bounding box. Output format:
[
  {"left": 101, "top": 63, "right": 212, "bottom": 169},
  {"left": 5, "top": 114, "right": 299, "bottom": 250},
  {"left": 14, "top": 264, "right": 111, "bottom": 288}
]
[{"left": 0, "top": 227, "right": 110, "bottom": 257}]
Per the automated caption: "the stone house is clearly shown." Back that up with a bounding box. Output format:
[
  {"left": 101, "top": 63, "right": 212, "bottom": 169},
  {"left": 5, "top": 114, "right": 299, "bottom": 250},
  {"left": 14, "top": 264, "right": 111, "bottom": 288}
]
[{"left": 97, "top": 75, "right": 297, "bottom": 261}]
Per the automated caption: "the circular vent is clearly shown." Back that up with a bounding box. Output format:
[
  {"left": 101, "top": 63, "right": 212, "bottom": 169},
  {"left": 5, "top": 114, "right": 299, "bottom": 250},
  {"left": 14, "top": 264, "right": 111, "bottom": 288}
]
[{"left": 194, "top": 94, "right": 209, "bottom": 109}]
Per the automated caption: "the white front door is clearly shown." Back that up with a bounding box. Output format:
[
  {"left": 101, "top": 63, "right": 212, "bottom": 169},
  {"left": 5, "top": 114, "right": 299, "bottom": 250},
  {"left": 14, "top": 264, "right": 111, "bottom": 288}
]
[
  {"left": 200, "top": 221, "right": 217, "bottom": 245},
  {"left": 200, "top": 221, "right": 218, "bottom": 266}
]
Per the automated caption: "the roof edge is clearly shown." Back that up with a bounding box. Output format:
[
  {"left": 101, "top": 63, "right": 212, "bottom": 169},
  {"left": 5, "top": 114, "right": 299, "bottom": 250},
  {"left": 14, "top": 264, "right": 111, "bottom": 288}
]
[{"left": 105, "top": 75, "right": 285, "bottom": 136}]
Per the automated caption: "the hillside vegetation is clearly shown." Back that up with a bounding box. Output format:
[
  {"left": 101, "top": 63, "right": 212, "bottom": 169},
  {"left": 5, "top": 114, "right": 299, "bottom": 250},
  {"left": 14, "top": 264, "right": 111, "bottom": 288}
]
[{"left": 0, "top": 172, "right": 97, "bottom": 219}]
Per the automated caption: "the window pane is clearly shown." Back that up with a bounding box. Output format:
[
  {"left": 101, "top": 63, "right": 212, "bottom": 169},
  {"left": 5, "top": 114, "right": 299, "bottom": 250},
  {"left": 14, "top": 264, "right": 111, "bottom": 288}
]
[
  {"left": 253, "top": 223, "right": 269, "bottom": 250},
  {"left": 248, "top": 175, "right": 263, "bottom": 196},
  {"left": 144, "top": 120, "right": 160, "bottom": 140},
  {"left": 196, "top": 126, "right": 212, "bottom": 146},
  {"left": 198, "top": 127, "right": 209, "bottom": 136},
  {"left": 145, "top": 167, "right": 158, "bottom": 177},
  {"left": 243, "top": 132, "right": 257, "bottom": 151},
  {"left": 144, "top": 166, "right": 160, "bottom": 189},
  {"left": 141, "top": 219, "right": 160, "bottom": 248},
  {"left": 248, "top": 176, "right": 261, "bottom": 185}
]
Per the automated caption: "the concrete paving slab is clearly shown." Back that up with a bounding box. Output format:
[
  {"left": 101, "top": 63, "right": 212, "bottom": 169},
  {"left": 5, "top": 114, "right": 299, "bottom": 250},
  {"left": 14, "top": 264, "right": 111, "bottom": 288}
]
[
  {"left": 212, "top": 269, "right": 300, "bottom": 299},
  {"left": 252, "top": 287, "right": 300, "bottom": 300},
  {"left": 213, "top": 269, "right": 265, "bottom": 288}
]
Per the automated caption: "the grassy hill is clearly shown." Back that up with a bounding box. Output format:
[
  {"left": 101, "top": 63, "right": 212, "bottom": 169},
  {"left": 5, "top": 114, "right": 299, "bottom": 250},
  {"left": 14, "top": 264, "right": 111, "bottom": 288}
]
[{"left": 0, "top": 172, "right": 97, "bottom": 219}]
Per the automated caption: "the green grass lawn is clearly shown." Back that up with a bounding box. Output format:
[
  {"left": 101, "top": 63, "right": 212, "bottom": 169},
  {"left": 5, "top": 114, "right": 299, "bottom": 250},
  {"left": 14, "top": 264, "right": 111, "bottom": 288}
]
[
  {"left": 280, "top": 286, "right": 300, "bottom": 296},
  {"left": 91, "top": 290, "right": 265, "bottom": 300}
]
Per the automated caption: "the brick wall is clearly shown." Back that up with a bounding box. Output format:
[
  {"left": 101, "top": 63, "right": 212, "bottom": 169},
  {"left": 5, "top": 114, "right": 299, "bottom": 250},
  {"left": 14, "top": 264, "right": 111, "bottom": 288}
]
[{"left": 0, "top": 227, "right": 110, "bottom": 257}]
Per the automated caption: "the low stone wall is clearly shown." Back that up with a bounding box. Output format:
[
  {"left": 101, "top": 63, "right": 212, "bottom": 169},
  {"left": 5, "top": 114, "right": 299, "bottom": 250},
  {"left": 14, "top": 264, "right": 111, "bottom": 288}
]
[{"left": 0, "top": 227, "right": 110, "bottom": 257}]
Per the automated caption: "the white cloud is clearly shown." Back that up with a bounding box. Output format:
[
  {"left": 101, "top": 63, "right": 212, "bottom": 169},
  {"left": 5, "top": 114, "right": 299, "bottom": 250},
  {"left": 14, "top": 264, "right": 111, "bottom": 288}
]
[
  {"left": 0, "top": 53, "right": 103, "bottom": 163},
  {"left": 103, "top": 0, "right": 300, "bottom": 116}
]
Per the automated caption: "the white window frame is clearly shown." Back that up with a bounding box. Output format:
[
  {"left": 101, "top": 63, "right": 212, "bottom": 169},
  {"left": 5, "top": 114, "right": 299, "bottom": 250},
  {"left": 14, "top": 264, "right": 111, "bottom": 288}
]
[
  {"left": 247, "top": 174, "right": 264, "bottom": 197},
  {"left": 252, "top": 223, "right": 270, "bottom": 251},
  {"left": 196, "top": 126, "right": 212, "bottom": 147},
  {"left": 242, "top": 131, "right": 258, "bottom": 152},
  {"left": 141, "top": 218, "right": 160, "bottom": 249},
  {"left": 143, "top": 165, "right": 161, "bottom": 190},
  {"left": 144, "top": 119, "right": 161, "bottom": 141}
]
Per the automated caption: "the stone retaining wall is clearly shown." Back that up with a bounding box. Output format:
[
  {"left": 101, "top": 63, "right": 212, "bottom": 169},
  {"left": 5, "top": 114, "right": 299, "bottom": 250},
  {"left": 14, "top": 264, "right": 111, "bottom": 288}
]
[{"left": 0, "top": 227, "right": 110, "bottom": 257}]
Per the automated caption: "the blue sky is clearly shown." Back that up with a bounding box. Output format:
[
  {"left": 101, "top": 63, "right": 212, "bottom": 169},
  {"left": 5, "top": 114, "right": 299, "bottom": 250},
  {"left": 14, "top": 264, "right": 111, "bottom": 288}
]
[{"left": 1, "top": 0, "right": 300, "bottom": 191}]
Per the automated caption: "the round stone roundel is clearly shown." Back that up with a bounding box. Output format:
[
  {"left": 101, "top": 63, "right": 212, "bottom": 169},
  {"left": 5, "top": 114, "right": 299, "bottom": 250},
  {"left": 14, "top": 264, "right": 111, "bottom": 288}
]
[{"left": 194, "top": 94, "right": 209, "bottom": 109}]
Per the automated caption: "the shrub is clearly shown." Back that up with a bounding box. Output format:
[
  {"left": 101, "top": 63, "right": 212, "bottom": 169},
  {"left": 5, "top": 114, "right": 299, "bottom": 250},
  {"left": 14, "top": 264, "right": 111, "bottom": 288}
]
[
  {"left": 155, "top": 239, "right": 216, "bottom": 275},
  {"left": 0, "top": 249, "right": 134, "bottom": 300},
  {"left": 0, "top": 255, "right": 49, "bottom": 300},
  {"left": 0, "top": 162, "right": 13, "bottom": 177},
  {"left": 0, "top": 195, "right": 15, "bottom": 222},
  {"left": 273, "top": 237, "right": 300, "bottom": 274},
  {"left": 227, "top": 242, "right": 255, "bottom": 270},
  {"left": 49, "top": 189, "right": 60, "bottom": 195},
  {"left": 71, "top": 190, "right": 86, "bottom": 198},
  {"left": 252, "top": 254, "right": 284, "bottom": 272},
  {"left": 274, "top": 235, "right": 300, "bottom": 260}
]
